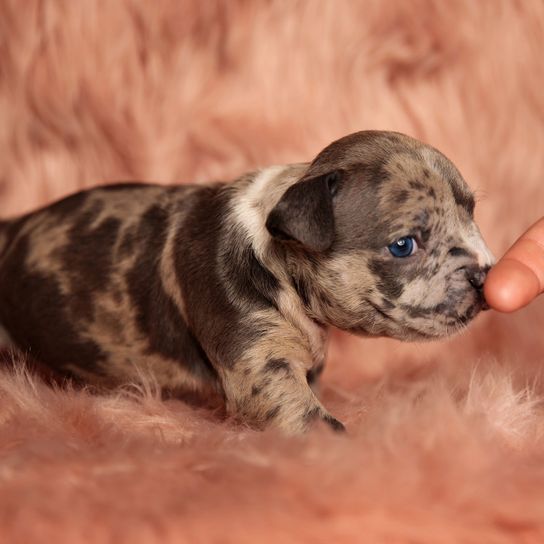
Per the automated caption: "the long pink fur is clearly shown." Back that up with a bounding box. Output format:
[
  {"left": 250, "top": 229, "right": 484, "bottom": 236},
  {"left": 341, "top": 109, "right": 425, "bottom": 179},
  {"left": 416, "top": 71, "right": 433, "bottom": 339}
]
[{"left": 1, "top": 1, "right": 544, "bottom": 541}]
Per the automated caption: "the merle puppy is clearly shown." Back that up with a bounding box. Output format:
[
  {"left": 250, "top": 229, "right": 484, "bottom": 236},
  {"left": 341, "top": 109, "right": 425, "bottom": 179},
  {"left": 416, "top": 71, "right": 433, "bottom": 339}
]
[{"left": 0, "top": 131, "right": 494, "bottom": 433}]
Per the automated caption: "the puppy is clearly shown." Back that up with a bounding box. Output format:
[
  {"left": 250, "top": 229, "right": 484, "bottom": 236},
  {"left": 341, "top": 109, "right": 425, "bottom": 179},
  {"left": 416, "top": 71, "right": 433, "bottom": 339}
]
[{"left": 0, "top": 131, "right": 494, "bottom": 433}]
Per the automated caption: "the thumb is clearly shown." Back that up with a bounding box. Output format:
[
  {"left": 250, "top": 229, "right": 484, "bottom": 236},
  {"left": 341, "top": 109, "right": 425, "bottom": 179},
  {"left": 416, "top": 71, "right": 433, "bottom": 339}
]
[{"left": 484, "top": 217, "right": 544, "bottom": 312}]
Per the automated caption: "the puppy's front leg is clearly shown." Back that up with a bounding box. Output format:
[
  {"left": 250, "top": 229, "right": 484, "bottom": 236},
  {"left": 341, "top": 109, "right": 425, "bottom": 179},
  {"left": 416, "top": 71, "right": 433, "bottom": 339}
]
[{"left": 220, "top": 345, "right": 344, "bottom": 434}]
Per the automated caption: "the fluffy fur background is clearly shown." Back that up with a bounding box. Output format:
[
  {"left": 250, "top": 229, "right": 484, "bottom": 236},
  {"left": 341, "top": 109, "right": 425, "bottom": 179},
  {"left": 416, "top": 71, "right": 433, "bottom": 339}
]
[{"left": 1, "top": 1, "right": 544, "bottom": 542}]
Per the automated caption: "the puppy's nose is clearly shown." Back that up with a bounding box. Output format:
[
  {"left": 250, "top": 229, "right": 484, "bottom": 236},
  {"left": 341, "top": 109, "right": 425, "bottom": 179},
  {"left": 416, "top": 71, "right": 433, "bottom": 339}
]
[
  {"left": 467, "top": 268, "right": 487, "bottom": 290},
  {"left": 466, "top": 265, "right": 491, "bottom": 309}
]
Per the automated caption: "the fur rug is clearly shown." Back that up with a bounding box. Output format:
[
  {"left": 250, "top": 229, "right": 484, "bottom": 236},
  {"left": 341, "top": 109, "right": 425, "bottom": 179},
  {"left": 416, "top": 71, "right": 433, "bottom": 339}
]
[{"left": 1, "top": 1, "right": 544, "bottom": 541}]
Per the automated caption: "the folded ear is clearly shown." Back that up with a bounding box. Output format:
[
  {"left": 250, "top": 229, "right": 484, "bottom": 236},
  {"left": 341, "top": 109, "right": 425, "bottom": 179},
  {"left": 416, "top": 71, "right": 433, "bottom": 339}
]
[{"left": 265, "top": 171, "right": 340, "bottom": 252}]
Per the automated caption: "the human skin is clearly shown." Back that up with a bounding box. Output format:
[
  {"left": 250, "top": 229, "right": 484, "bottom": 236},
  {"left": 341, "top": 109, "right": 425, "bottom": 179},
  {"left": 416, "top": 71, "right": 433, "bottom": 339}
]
[{"left": 484, "top": 218, "right": 544, "bottom": 312}]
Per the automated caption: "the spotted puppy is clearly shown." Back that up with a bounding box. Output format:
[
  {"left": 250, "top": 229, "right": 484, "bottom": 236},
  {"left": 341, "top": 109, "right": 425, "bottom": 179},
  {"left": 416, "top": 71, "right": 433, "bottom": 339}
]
[{"left": 0, "top": 131, "right": 494, "bottom": 433}]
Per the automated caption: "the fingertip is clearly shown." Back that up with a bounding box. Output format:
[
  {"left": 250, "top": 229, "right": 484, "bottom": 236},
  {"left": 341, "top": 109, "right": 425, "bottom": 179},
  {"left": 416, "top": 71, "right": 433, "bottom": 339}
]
[{"left": 484, "top": 259, "right": 540, "bottom": 313}]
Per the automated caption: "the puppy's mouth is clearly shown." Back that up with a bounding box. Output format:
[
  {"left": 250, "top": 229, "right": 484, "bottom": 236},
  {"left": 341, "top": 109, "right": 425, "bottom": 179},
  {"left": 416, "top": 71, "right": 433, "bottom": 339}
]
[
  {"left": 423, "top": 296, "right": 487, "bottom": 338},
  {"left": 363, "top": 298, "right": 435, "bottom": 340},
  {"left": 364, "top": 292, "right": 486, "bottom": 341}
]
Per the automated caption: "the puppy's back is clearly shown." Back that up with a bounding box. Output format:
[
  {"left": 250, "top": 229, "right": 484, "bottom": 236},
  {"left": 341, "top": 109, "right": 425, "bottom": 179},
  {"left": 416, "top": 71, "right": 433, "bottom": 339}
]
[{"left": 0, "top": 182, "right": 220, "bottom": 390}]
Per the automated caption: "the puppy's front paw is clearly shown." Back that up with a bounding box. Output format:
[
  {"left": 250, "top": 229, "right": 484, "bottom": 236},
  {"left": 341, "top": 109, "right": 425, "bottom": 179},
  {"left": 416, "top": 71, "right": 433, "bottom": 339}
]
[
  {"left": 223, "top": 365, "right": 344, "bottom": 435},
  {"left": 256, "top": 402, "right": 345, "bottom": 435},
  {"left": 304, "top": 406, "right": 346, "bottom": 433}
]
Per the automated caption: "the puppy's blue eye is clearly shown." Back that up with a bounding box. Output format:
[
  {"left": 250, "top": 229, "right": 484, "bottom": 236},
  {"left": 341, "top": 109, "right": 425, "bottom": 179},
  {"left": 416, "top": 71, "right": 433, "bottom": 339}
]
[{"left": 388, "top": 236, "right": 418, "bottom": 258}]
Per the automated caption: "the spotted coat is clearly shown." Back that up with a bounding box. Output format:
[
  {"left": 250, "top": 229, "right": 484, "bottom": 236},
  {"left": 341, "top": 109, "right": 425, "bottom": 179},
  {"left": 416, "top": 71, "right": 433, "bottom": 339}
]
[{"left": 0, "top": 131, "right": 494, "bottom": 433}]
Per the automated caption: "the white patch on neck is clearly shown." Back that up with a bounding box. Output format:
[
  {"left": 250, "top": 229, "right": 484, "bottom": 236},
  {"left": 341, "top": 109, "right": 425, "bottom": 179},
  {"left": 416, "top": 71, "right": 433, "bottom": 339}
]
[{"left": 230, "top": 165, "right": 290, "bottom": 260}]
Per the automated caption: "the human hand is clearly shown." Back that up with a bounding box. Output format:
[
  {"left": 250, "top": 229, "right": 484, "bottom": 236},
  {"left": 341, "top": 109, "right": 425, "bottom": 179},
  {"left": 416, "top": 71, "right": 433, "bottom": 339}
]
[{"left": 484, "top": 218, "right": 544, "bottom": 312}]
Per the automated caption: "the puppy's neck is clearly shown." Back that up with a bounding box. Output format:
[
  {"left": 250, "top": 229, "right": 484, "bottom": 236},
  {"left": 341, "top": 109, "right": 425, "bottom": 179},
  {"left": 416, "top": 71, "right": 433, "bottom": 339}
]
[{"left": 228, "top": 164, "right": 328, "bottom": 365}]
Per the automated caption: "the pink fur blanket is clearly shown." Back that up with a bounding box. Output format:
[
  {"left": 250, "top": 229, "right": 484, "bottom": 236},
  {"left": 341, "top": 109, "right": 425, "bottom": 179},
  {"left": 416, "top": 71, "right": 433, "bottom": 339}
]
[{"left": 1, "top": 1, "right": 544, "bottom": 542}]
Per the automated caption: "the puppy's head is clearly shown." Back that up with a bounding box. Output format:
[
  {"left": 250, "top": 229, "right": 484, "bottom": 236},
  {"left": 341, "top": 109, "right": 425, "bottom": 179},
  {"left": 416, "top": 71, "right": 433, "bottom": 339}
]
[{"left": 266, "top": 131, "right": 494, "bottom": 340}]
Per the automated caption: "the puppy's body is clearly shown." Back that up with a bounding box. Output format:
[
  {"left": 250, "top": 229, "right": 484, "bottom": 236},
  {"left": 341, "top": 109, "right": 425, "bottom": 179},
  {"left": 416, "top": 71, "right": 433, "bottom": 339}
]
[{"left": 0, "top": 131, "right": 494, "bottom": 433}]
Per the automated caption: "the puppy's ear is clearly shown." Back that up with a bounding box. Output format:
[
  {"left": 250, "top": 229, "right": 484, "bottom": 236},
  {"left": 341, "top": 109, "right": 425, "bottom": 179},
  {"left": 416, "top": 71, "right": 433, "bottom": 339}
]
[{"left": 265, "top": 171, "right": 340, "bottom": 252}]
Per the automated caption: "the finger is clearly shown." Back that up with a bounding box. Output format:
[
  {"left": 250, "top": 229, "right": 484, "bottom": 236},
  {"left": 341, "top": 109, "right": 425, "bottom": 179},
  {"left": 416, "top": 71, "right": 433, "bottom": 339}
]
[{"left": 484, "top": 218, "right": 544, "bottom": 312}]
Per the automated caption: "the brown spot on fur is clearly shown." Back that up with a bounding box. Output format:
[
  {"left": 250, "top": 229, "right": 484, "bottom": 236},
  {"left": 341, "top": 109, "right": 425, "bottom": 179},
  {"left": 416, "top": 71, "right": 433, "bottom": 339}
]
[
  {"left": 291, "top": 275, "right": 311, "bottom": 308},
  {"left": 393, "top": 189, "right": 409, "bottom": 204},
  {"left": 449, "top": 247, "right": 470, "bottom": 258},
  {"left": 451, "top": 184, "right": 475, "bottom": 215},
  {"left": 409, "top": 180, "right": 425, "bottom": 191},
  {"left": 306, "top": 363, "right": 324, "bottom": 385},
  {"left": 251, "top": 384, "right": 262, "bottom": 397},
  {"left": 264, "top": 357, "right": 291, "bottom": 374},
  {"left": 265, "top": 405, "right": 281, "bottom": 421},
  {"left": 381, "top": 298, "right": 395, "bottom": 310},
  {"left": 368, "top": 258, "right": 405, "bottom": 299}
]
